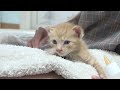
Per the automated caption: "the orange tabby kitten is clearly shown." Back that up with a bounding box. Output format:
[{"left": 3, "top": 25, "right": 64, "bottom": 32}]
[{"left": 46, "top": 22, "right": 107, "bottom": 79}]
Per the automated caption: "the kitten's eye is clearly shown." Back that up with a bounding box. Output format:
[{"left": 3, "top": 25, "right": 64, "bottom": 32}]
[
  {"left": 64, "top": 40, "right": 70, "bottom": 45},
  {"left": 52, "top": 40, "right": 57, "bottom": 44}
]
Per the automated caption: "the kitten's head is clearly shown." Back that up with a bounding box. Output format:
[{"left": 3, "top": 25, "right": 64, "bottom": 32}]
[{"left": 48, "top": 23, "right": 84, "bottom": 57}]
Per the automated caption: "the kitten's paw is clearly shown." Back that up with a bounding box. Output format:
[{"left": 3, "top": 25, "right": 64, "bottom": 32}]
[{"left": 99, "top": 74, "right": 108, "bottom": 79}]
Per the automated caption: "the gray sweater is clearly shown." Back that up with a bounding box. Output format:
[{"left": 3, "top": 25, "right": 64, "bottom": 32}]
[{"left": 69, "top": 11, "right": 120, "bottom": 51}]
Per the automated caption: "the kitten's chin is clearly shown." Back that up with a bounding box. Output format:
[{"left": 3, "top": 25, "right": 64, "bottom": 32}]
[{"left": 57, "top": 52, "right": 68, "bottom": 57}]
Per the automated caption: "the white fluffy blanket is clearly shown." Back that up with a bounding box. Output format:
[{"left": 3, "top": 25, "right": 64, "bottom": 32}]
[
  {"left": 0, "top": 29, "right": 120, "bottom": 79},
  {"left": 0, "top": 45, "right": 120, "bottom": 79}
]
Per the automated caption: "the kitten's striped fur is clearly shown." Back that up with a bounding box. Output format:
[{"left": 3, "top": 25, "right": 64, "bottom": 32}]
[{"left": 47, "top": 23, "right": 107, "bottom": 79}]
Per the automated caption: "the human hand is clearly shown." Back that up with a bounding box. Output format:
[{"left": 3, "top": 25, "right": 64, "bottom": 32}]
[{"left": 27, "top": 27, "right": 48, "bottom": 48}]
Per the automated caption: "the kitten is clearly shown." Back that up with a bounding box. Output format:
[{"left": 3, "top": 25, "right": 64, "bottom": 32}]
[{"left": 46, "top": 22, "right": 107, "bottom": 79}]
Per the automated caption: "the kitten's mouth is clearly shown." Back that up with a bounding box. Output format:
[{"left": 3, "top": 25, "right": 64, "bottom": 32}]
[
  {"left": 56, "top": 52, "right": 67, "bottom": 57},
  {"left": 55, "top": 53, "right": 67, "bottom": 59}
]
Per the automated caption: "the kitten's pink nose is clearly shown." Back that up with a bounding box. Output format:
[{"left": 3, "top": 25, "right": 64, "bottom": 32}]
[{"left": 56, "top": 49, "right": 62, "bottom": 53}]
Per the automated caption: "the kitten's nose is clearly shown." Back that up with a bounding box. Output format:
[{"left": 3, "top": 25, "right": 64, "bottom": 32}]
[{"left": 56, "top": 49, "right": 62, "bottom": 53}]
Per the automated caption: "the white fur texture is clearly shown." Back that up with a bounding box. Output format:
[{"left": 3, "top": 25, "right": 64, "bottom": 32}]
[{"left": 0, "top": 45, "right": 120, "bottom": 79}]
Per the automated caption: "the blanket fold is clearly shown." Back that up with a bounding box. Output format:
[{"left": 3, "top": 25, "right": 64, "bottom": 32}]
[{"left": 0, "top": 45, "right": 120, "bottom": 79}]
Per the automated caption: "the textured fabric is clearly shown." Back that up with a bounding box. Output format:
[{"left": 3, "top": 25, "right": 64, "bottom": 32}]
[
  {"left": 0, "top": 72, "right": 63, "bottom": 79},
  {"left": 115, "top": 44, "right": 120, "bottom": 54},
  {"left": 77, "top": 11, "right": 120, "bottom": 51},
  {"left": 0, "top": 44, "right": 120, "bottom": 79},
  {"left": 0, "top": 45, "right": 98, "bottom": 79}
]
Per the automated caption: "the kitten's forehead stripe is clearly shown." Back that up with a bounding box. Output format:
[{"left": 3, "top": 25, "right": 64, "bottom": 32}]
[
  {"left": 53, "top": 23, "right": 75, "bottom": 41},
  {"left": 49, "top": 22, "right": 82, "bottom": 43}
]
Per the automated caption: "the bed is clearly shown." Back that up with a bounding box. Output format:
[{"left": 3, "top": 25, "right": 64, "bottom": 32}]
[
  {"left": 0, "top": 29, "right": 120, "bottom": 79},
  {"left": 0, "top": 29, "right": 63, "bottom": 79}
]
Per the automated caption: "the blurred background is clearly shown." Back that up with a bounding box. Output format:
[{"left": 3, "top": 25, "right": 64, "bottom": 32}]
[{"left": 0, "top": 11, "right": 80, "bottom": 31}]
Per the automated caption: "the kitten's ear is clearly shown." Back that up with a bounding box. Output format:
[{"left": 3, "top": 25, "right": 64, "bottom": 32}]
[{"left": 72, "top": 26, "right": 84, "bottom": 38}]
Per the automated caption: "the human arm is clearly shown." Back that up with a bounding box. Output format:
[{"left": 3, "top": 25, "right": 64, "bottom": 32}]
[{"left": 67, "top": 12, "right": 81, "bottom": 25}]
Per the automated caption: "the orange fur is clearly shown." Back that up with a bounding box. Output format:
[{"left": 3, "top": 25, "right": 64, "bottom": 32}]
[{"left": 47, "top": 22, "right": 107, "bottom": 79}]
